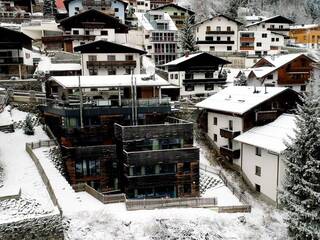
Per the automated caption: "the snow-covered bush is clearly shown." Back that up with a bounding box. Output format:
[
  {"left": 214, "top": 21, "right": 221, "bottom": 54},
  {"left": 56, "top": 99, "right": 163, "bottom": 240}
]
[{"left": 23, "top": 114, "right": 34, "bottom": 135}]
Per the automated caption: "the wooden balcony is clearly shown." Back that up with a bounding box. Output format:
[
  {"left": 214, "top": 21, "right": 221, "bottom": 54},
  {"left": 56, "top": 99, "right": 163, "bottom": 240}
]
[
  {"left": 255, "top": 110, "right": 279, "bottom": 122},
  {"left": 220, "top": 128, "right": 241, "bottom": 139},
  {"left": 64, "top": 34, "right": 96, "bottom": 41},
  {"left": 196, "top": 40, "right": 235, "bottom": 44},
  {"left": 270, "top": 46, "right": 279, "bottom": 50},
  {"left": 206, "top": 30, "right": 235, "bottom": 35},
  {"left": 87, "top": 60, "right": 136, "bottom": 67},
  {"left": 42, "top": 35, "right": 64, "bottom": 43},
  {"left": 220, "top": 146, "right": 240, "bottom": 159},
  {"left": 0, "top": 57, "right": 23, "bottom": 65},
  {"left": 240, "top": 46, "right": 254, "bottom": 50},
  {"left": 286, "top": 67, "right": 311, "bottom": 73},
  {"left": 267, "top": 28, "right": 290, "bottom": 31},
  {"left": 240, "top": 37, "right": 255, "bottom": 42},
  {"left": 82, "top": 0, "right": 112, "bottom": 7}
]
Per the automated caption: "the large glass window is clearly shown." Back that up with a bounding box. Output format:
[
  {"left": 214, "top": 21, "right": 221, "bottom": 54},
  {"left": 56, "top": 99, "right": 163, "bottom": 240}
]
[{"left": 76, "top": 160, "right": 100, "bottom": 177}]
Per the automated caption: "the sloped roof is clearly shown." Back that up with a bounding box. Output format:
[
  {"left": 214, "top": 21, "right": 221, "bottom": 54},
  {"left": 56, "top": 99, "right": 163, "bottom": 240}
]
[
  {"left": 59, "top": 9, "right": 128, "bottom": 32},
  {"left": 195, "top": 86, "right": 289, "bottom": 115},
  {"left": 246, "top": 15, "right": 294, "bottom": 28},
  {"left": 51, "top": 74, "right": 170, "bottom": 89},
  {"left": 193, "top": 14, "right": 243, "bottom": 27},
  {"left": 149, "top": 3, "right": 195, "bottom": 15},
  {"left": 235, "top": 114, "right": 296, "bottom": 153},
  {"left": 135, "top": 12, "right": 177, "bottom": 31},
  {"left": 74, "top": 40, "right": 146, "bottom": 54},
  {"left": 163, "top": 52, "right": 230, "bottom": 67}
]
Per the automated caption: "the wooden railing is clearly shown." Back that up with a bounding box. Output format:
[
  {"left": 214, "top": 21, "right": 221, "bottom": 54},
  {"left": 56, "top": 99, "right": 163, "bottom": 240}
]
[
  {"left": 240, "top": 46, "right": 254, "bottom": 50},
  {"left": 240, "top": 37, "right": 255, "bottom": 42}
]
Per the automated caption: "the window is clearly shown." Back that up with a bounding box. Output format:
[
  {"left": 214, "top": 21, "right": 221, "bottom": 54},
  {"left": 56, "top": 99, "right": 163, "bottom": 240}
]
[
  {"left": 101, "top": 30, "right": 108, "bottom": 35},
  {"left": 205, "top": 83, "right": 214, "bottom": 91},
  {"left": 213, "top": 117, "right": 217, "bottom": 125},
  {"left": 175, "top": 74, "right": 178, "bottom": 79},
  {"left": 227, "top": 46, "right": 232, "bottom": 51},
  {"left": 80, "top": 42, "right": 85, "bottom": 45},
  {"left": 227, "top": 36, "right": 231, "bottom": 41},
  {"left": 185, "top": 85, "right": 194, "bottom": 91},
  {"left": 217, "top": 36, "right": 221, "bottom": 41},
  {"left": 213, "top": 134, "right": 217, "bottom": 142},
  {"left": 255, "top": 166, "right": 261, "bottom": 176},
  {"left": 75, "top": 160, "right": 100, "bottom": 177},
  {"left": 108, "top": 69, "right": 116, "bottom": 75},
  {"left": 181, "top": 12, "right": 185, "bottom": 16},
  {"left": 256, "top": 42, "right": 262, "bottom": 47},
  {"left": 183, "top": 184, "right": 191, "bottom": 193},
  {"left": 114, "top": 8, "right": 119, "bottom": 12},
  {"left": 183, "top": 162, "right": 191, "bottom": 173},
  {"left": 210, "top": 46, "right": 215, "bottom": 51},
  {"left": 227, "top": 26, "right": 231, "bottom": 31},
  {"left": 125, "top": 68, "right": 131, "bottom": 75},
  {"left": 107, "top": 55, "right": 116, "bottom": 61},
  {"left": 88, "top": 55, "right": 97, "bottom": 61},
  {"left": 206, "top": 26, "right": 211, "bottom": 32},
  {"left": 85, "top": 30, "right": 90, "bottom": 35},
  {"left": 255, "top": 147, "right": 261, "bottom": 156},
  {"left": 262, "top": 33, "right": 267, "bottom": 38},
  {"left": 279, "top": 25, "right": 283, "bottom": 29},
  {"left": 216, "top": 26, "right": 221, "bottom": 31},
  {"left": 89, "top": 67, "right": 98, "bottom": 75},
  {"left": 262, "top": 24, "right": 265, "bottom": 28},
  {"left": 173, "top": 12, "right": 177, "bottom": 16},
  {"left": 276, "top": 38, "right": 279, "bottom": 42},
  {"left": 255, "top": 184, "right": 261, "bottom": 192},
  {"left": 229, "top": 120, "right": 233, "bottom": 131},
  {"left": 73, "top": 30, "right": 79, "bottom": 35},
  {"left": 205, "top": 36, "right": 213, "bottom": 41},
  {"left": 125, "top": 55, "right": 134, "bottom": 61},
  {"left": 267, "top": 74, "right": 273, "bottom": 79},
  {"left": 205, "top": 72, "right": 213, "bottom": 78},
  {"left": 271, "top": 38, "right": 275, "bottom": 42},
  {"left": 270, "top": 24, "right": 275, "bottom": 29},
  {"left": 301, "top": 85, "right": 306, "bottom": 91}
]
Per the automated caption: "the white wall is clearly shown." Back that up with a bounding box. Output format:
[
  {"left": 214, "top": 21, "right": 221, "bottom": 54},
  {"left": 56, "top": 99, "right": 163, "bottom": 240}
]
[
  {"left": 207, "top": 112, "right": 242, "bottom": 165},
  {"left": 241, "top": 143, "right": 283, "bottom": 202}
]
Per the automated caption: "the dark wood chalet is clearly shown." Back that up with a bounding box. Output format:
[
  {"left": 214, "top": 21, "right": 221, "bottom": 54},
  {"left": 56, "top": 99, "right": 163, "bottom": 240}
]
[
  {"left": 42, "top": 9, "right": 129, "bottom": 52},
  {"left": 0, "top": 27, "right": 34, "bottom": 80}
]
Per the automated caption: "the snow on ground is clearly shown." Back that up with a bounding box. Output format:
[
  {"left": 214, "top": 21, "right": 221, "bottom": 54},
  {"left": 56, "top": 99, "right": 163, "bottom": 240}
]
[
  {"left": 0, "top": 108, "right": 56, "bottom": 223},
  {"left": 203, "top": 185, "right": 242, "bottom": 206}
]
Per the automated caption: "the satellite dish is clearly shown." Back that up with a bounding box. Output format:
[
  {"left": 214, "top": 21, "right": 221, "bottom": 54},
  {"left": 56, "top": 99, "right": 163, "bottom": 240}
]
[{"left": 146, "top": 66, "right": 155, "bottom": 76}]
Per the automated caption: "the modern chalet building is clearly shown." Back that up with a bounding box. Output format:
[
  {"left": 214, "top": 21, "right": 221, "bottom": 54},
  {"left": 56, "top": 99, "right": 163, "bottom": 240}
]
[
  {"left": 40, "top": 74, "right": 199, "bottom": 198},
  {"left": 194, "top": 15, "right": 242, "bottom": 53},
  {"left": 42, "top": 9, "right": 129, "bottom": 52},
  {"left": 238, "top": 53, "right": 316, "bottom": 92},
  {"left": 239, "top": 15, "right": 294, "bottom": 59},
  {"left": 235, "top": 114, "right": 296, "bottom": 204},
  {"left": 135, "top": 10, "right": 178, "bottom": 65},
  {"left": 74, "top": 40, "right": 146, "bottom": 75},
  {"left": 64, "top": 0, "right": 128, "bottom": 23},
  {"left": 162, "top": 52, "right": 231, "bottom": 99},
  {"left": 150, "top": 3, "right": 195, "bottom": 29},
  {"left": 0, "top": 27, "right": 34, "bottom": 80},
  {"left": 196, "top": 86, "right": 299, "bottom": 169}
]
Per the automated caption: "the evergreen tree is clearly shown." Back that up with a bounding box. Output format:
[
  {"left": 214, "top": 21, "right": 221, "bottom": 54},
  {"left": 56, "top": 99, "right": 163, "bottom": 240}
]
[
  {"left": 280, "top": 86, "right": 320, "bottom": 240},
  {"left": 24, "top": 114, "right": 34, "bottom": 135},
  {"left": 179, "top": 15, "right": 198, "bottom": 53},
  {"left": 43, "top": 0, "right": 57, "bottom": 17},
  {"left": 234, "top": 71, "right": 247, "bottom": 86}
]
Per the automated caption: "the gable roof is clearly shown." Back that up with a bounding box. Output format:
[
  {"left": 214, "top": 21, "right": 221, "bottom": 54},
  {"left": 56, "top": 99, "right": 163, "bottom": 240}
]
[
  {"left": 0, "top": 27, "right": 33, "bottom": 49},
  {"left": 74, "top": 40, "right": 146, "bottom": 54},
  {"left": 235, "top": 114, "right": 296, "bottom": 153},
  {"left": 246, "top": 15, "right": 294, "bottom": 28},
  {"left": 195, "top": 86, "right": 291, "bottom": 115},
  {"left": 149, "top": 3, "right": 195, "bottom": 15},
  {"left": 193, "top": 14, "right": 243, "bottom": 27},
  {"left": 163, "top": 52, "right": 231, "bottom": 67},
  {"left": 239, "top": 53, "right": 317, "bottom": 79},
  {"left": 59, "top": 9, "right": 128, "bottom": 32}
]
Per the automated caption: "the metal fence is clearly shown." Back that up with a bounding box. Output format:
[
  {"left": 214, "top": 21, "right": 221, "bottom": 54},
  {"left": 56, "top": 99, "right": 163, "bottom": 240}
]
[{"left": 126, "top": 197, "right": 217, "bottom": 211}]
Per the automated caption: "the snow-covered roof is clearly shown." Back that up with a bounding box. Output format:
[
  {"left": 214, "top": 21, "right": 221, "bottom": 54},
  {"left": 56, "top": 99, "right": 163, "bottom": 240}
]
[
  {"left": 235, "top": 114, "right": 296, "bottom": 153},
  {"left": 163, "top": 53, "right": 202, "bottom": 66},
  {"left": 36, "top": 60, "right": 81, "bottom": 73},
  {"left": 51, "top": 74, "right": 170, "bottom": 89},
  {"left": 290, "top": 24, "right": 319, "bottom": 30},
  {"left": 246, "top": 15, "right": 294, "bottom": 28},
  {"left": 195, "top": 86, "right": 289, "bottom": 115},
  {"left": 135, "top": 12, "right": 177, "bottom": 31}
]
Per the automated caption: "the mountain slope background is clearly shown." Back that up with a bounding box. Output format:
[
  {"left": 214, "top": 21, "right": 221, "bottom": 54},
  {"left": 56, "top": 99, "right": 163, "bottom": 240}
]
[{"left": 177, "top": 0, "right": 320, "bottom": 24}]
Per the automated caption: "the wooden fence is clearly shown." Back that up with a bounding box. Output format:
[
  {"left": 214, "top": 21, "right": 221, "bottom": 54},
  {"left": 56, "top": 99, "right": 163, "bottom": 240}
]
[
  {"left": 73, "top": 183, "right": 126, "bottom": 204},
  {"left": 27, "top": 139, "right": 57, "bottom": 149},
  {"left": 126, "top": 197, "right": 217, "bottom": 211}
]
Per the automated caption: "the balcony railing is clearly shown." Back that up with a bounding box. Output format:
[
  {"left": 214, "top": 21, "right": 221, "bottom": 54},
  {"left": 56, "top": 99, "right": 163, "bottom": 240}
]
[
  {"left": 0, "top": 57, "right": 23, "bottom": 64},
  {"left": 63, "top": 34, "right": 96, "bottom": 41},
  {"left": 220, "top": 146, "right": 240, "bottom": 159},
  {"left": 255, "top": 110, "right": 279, "bottom": 122},
  {"left": 240, "top": 37, "right": 255, "bottom": 42},
  {"left": 82, "top": 0, "right": 112, "bottom": 7},
  {"left": 196, "top": 40, "right": 235, "bottom": 44},
  {"left": 267, "top": 28, "right": 290, "bottom": 31},
  {"left": 87, "top": 60, "right": 136, "bottom": 67},
  {"left": 220, "top": 128, "right": 241, "bottom": 139},
  {"left": 124, "top": 147, "right": 199, "bottom": 166},
  {"left": 270, "top": 46, "right": 279, "bottom": 50},
  {"left": 42, "top": 35, "right": 64, "bottom": 42},
  {"left": 206, "top": 30, "right": 235, "bottom": 34},
  {"left": 240, "top": 46, "right": 254, "bottom": 50},
  {"left": 149, "top": 37, "right": 177, "bottom": 42}
]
